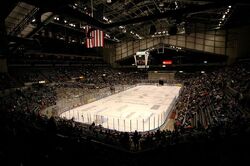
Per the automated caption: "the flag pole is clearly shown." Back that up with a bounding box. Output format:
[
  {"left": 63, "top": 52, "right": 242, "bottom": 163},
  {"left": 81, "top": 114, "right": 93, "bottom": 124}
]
[{"left": 91, "top": 0, "right": 94, "bottom": 17}]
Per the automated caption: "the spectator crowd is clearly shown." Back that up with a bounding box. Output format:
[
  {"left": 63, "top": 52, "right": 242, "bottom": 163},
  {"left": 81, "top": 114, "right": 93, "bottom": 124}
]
[{"left": 0, "top": 62, "right": 249, "bottom": 165}]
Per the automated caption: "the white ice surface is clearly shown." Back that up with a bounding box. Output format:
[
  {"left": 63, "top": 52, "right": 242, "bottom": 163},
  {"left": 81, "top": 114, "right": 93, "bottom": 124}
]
[{"left": 60, "top": 85, "right": 181, "bottom": 132}]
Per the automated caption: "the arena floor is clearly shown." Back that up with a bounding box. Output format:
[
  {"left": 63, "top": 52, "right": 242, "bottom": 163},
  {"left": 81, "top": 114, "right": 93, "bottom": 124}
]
[{"left": 60, "top": 85, "right": 181, "bottom": 132}]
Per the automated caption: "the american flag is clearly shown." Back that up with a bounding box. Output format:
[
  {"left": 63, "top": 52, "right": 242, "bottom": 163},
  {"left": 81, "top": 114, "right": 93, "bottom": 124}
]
[{"left": 86, "top": 26, "right": 104, "bottom": 48}]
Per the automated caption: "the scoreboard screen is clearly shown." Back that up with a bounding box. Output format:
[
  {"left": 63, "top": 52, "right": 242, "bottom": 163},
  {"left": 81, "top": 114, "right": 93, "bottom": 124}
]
[
  {"left": 136, "top": 55, "right": 146, "bottom": 65},
  {"left": 134, "top": 51, "right": 149, "bottom": 68}
]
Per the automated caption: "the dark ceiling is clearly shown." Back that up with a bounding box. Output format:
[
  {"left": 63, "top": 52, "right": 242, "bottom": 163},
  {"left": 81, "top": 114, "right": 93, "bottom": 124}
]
[{"left": 2, "top": 0, "right": 250, "bottom": 44}]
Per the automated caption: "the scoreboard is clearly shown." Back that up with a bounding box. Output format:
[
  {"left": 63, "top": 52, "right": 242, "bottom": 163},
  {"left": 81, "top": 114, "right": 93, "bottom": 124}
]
[{"left": 134, "top": 51, "right": 149, "bottom": 68}]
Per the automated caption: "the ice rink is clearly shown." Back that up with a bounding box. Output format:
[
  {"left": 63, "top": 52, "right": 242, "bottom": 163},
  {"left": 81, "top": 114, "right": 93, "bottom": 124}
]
[{"left": 60, "top": 85, "right": 181, "bottom": 132}]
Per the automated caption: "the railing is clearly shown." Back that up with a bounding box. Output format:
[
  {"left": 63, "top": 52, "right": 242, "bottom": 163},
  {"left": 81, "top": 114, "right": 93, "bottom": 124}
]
[{"left": 61, "top": 97, "right": 177, "bottom": 133}]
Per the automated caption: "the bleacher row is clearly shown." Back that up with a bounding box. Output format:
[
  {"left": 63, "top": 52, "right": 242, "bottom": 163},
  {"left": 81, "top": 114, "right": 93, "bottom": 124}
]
[
  {"left": 0, "top": 61, "right": 249, "bottom": 165},
  {"left": 174, "top": 61, "right": 250, "bottom": 131}
]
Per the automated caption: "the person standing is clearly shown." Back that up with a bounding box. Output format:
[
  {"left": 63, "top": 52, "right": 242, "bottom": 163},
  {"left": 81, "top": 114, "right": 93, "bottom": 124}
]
[{"left": 132, "top": 130, "right": 141, "bottom": 151}]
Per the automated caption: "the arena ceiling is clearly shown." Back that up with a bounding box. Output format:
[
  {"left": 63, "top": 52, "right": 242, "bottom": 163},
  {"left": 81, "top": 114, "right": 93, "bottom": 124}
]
[{"left": 2, "top": 0, "right": 250, "bottom": 44}]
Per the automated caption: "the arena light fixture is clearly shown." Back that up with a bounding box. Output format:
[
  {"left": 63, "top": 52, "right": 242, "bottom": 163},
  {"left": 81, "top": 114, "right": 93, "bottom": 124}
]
[
  {"left": 39, "top": 80, "right": 46, "bottom": 84},
  {"left": 103, "top": 16, "right": 108, "bottom": 21},
  {"left": 175, "top": 1, "right": 179, "bottom": 9}
]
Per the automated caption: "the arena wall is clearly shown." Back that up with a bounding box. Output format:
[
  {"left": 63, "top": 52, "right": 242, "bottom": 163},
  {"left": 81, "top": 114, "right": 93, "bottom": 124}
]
[
  {"left": 114, "top": 23, "right": 243, "bottom": 65},
  {"left": 148, "top": 71, "right": 175, "bottom": 81}
]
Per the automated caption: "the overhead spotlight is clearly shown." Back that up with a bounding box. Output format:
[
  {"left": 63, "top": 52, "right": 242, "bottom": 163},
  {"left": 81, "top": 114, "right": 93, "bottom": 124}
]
[
  {"left": 174, "top": 1, "right": 179, "bottom": 9},
  {"left": 159, "top": 2, "right": 164, "bottom": 7},
  {"left": 107, "top": 0, "right": 112, "bottom": 3},
  {"left": 228, "top": 5, "right": 232, "bottom": 8},
  {"left": 103, "top": 16, "right": 108, "bottom": 21}
]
